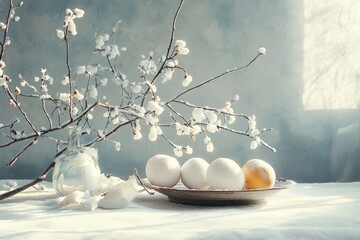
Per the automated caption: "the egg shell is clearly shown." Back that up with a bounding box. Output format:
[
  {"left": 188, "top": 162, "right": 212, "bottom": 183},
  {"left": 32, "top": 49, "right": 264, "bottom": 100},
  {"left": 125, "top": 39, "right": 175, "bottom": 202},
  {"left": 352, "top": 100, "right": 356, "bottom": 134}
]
[
  {"left": 145, "top": 154, "right": 180, "bottom": 188},
  {"left": 242, "top": 159, "right": 276, "bottom": 189},
  {"left": 206, "top": 157, "right": 244, "bottom": 189},
  {"left": 181, "top": 157, "right": 209, "bottom": 189}
]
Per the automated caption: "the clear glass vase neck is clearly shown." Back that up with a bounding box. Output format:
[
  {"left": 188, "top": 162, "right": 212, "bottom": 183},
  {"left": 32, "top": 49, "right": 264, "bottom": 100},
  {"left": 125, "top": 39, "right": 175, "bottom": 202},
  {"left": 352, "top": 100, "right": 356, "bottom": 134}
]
[{"left": 67, "top": 126, "right": 81, "bottom": 151}]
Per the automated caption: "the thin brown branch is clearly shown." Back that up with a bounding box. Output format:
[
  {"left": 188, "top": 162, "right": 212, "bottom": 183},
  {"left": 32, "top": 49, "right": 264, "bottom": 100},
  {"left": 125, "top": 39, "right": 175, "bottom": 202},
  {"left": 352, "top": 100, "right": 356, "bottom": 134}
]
[
  {"left": 0, "top": 101, "right": 98, "bottom": 148},
  {"left": 0, "top": 0, "right": 13, "bottom": 60},
  {"left": 4, "top": 88, "right": 38, "bottom": 134},
  {"left": 141, "top": 0, "right": 185, "bottom": 106},
  {"left": 166, "top": 53, "right": 262, "bottom": 104},
  {"left": 7, "top": 137, "right": 38, "bottom": 166},
  {"left": 0, "top": 161, "right": 56, "bottom": 201},
  {"left": 64, "top": 27, "right": 73, "bottom": 121},
  {"left": 171, "top": 99, "right": 250, "bottom": 120}
]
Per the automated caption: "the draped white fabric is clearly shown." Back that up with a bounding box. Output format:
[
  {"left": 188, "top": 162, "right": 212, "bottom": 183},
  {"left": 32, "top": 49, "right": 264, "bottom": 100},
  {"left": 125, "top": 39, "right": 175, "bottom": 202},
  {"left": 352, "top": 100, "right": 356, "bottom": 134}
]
[{"left": 1, "top": 180, "right": 359, "bottom": 240}]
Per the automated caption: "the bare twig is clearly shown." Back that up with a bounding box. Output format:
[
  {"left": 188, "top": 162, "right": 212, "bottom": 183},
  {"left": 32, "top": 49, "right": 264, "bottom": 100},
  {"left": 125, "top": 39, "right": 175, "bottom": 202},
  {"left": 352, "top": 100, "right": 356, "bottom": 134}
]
[
  {"left": 166, "top": 53, "right": 262, "bottom": 104},
  {"left": 7, "top": 137, "right": 38, "bottom": 166},
  {"left": 4, "top": 88, "right": 39, "bottom": 134},
  {"left": 0, "top": 0, "right": 13, "bottom": 60},
  {"left": 0, "top": 101, "right": 98, "bottom": 148},
  {"left": 140, "top": 0, "right": 185, "bottom": 106},
  {"left": 64, "top": 27, "right": 73, "bottom": 121},
  {"left": 0, "top": 161, "right": 56, "bottom": 201}
]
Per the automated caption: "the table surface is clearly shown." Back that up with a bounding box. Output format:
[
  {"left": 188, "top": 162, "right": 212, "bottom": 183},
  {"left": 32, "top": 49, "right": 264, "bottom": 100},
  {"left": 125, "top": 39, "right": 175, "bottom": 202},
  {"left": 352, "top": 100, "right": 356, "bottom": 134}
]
[{"left": 1, "top": 180, "right": 359, "bottom": 240}]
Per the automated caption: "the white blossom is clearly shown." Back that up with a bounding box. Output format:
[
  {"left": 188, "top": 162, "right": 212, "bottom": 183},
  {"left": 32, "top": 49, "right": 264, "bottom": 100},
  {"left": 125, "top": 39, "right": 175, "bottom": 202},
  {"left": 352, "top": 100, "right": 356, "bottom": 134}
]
[
  {"left": 148, "top": 126, "right": 158, "bottom": 141},
  {"left": 173, "top": 145, "right": 183, "bottom": 157},
  {"left": 71, "top": 106, "right": 79, "bottom": 116},
  {"left": 207, "top": 123, "right": 218, "bottom": 133},
  {"left": 258, "top": 47, "right": 266, "bottom": 55},
  {"left": 205, "top": 111, "right": 218, "bottom": 124},
  {"left": 15, "top": 86, "right": 21, "bottom": 95},
  {"left": 68, "top": 20, "right": 77, "bottom": 36},
  {"left": 86, "top": 65, "right": 98, "bottom": 76},
  {"left": 227, "top": 115, "right": 236, "bottom": 124},
  {"left": 133, "top": 130, "right": 142, "bottom": 140},
  {"left": 73, "top": 8, "right": 85, "bottom": 18},
  {"left": 76, "top": 66, "right": 86, "bottom": 75},
  {"left": 203, "top": 136, "right": 211, "bottom": 144},
  {"left": 61, "top": 75, "right": 69, "bottom": 85},
  {"left": 103, "top": 111, "right": 110, "bottom": 118},
  {"left": 100, "top": 78, "right": 108, "bottom": 86},
  {"left": 56, "top": 29, "right": 65, "bottom": 39},
  {"left": 132, "top": 84, "right": 142, "bottom": 94},
  {"left": 248, "top": 115, "right": 257, "bottom": 130},
  {"left": 87, "top": 113, "right": 93, "bottom": 120},
  {"left": 0, "top": 60, "right": 5, "bottom": 69},
  {"left": 74, "top": 89, "right": 84, "bottom": 100},
  {"left": 0, "top": 77, "right": 7, "bottom": 88},
  {"left": 41, "top": 84, "right": 48, "bottom": 93},
  {"left": 250, "top": 140, "right": 259, "bottom": 150},
  {"left": 97, "top": 130, "right": 105, "bottom": 139},
  {"left": 233, "top": 94, "right": 240, "bottom": 101},
  {"left": 190, "top": 125, "right": 202, "bottom": 136},
  {"left": 0, "top": 22, "right": 6, "bottom": 29},
  {"left": 66, "top": 9, "right": 73, "bottom": 17},
  {"left": 147, "top": 100, "right": 164, "bottom": 116},
  {"left": 114, "top": 142, "right": 121, "bottom": 151},
  {"left": 112, "top": 116, "right": 119, "bottom": 125},
  {"left": 184, "top": 146, "right": 193, "bottom": 154},
  {"left": 0, "top": 69, "right": 3, "bottom": 77},
  {"left": 175, "top": 40, "right": 189, "bottom": 55},
  {"left": 192, "top": 108, "right": 206, "bottom": 122},
  {"left": 206, "top": 142, "right": 214, "bottom": 152},
  {"left": 4, "top": 37, "right": 10, "bottom": 45},
  {"left": 59, "top": 93, "right": 70, "bottom": 102},
  {"left": 250, "top": 136, "right": 261, "bottom": 150},
  {"left": 89, "top": 85, "right": 98, "bottom": 99},
  {"left": 34, "top": 76, "right": 40, "bottom": 82},
  {"left": 182, "top": 74, "right": 192, "bottom": 87}
]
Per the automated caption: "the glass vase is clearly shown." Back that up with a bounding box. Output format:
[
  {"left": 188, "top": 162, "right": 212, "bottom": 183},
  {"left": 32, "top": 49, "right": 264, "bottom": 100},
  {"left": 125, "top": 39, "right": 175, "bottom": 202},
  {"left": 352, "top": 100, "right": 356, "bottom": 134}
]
[{"left": 52, "top": 126, "right": 101, "bottom": 196}]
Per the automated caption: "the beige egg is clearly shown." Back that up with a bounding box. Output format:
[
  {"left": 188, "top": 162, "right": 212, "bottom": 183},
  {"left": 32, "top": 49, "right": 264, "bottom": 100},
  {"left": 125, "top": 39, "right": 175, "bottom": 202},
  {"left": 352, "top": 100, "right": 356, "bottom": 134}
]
[
  {"left": 206, "top": 157, "right": 244, "bottom": 189},
  {"left": 242, "top": 159, "right": 276, "bottom": 189},
  {"left": 181, "top": 157, "right": 209, "bottom": 189},
  {"left": 145, "top": 154, "right": 180, "bottom": 188}
]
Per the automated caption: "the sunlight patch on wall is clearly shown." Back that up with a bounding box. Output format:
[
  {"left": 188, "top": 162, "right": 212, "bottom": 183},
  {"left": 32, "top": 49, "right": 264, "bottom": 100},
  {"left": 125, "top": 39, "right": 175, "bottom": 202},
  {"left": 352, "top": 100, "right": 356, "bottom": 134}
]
[{"left": 303, "top": 0, "right": 360, "bottom": 110}]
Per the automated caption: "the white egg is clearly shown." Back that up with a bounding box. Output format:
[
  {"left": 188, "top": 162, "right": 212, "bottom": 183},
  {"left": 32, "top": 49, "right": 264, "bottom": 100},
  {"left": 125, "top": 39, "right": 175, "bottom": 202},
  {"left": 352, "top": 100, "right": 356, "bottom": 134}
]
[
  {"left": 145, "top": 154, "right": 180, "bottom": 187},
  {"left": 206, "top": 157, "right": 244, "bottom": 189},
  {"left": 181, "top": 157, "right": 209, "bottom": 189}
]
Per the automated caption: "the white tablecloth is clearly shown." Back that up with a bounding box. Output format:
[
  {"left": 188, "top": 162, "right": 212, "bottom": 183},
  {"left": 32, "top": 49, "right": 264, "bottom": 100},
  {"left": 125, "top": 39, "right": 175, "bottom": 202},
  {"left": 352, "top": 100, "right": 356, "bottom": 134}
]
[{"left": 1, "top": 180, "right": 359, "bottom": 240}]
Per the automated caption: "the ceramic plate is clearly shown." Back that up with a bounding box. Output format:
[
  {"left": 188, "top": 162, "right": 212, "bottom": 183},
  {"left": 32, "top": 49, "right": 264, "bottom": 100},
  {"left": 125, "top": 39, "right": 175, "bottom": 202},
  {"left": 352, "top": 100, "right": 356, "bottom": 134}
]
[{"left": 141, "top": 179, "right": 296, "bottom": 206}]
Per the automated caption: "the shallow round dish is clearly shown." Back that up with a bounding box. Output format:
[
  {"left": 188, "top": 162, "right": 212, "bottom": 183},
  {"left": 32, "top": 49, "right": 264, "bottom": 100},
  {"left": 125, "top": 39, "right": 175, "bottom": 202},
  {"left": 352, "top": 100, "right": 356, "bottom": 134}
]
[{"left": 141, "top": 178, "right": 296, "bottom": 206}]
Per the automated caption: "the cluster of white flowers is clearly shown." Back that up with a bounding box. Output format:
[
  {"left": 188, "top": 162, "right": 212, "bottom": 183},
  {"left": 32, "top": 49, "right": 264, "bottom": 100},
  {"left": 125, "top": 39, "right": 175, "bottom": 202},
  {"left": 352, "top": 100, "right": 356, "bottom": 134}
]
[
  {"left": 248, "top": 115, "right": 262, "bottom": 150},
  {"left": 138, "top": 52, "right": 158, "bottom": 76},
  {"left": 145, "top": 98, "right": 165, "bottom": 141},
  {"left": 162, "top": 59, "right": 178, "bottom": 83},
  {"left": 175, "top": 40, "right": 189, "bottom": 55},
  {"left": 95, "top": 33, "right": 125, "bottom": 60},
  {"left": 58, "top": 8, "right": 85, "bottom": 37},
  {"left": 33, "top": 68, "right": 54, "bottom": 99}
]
